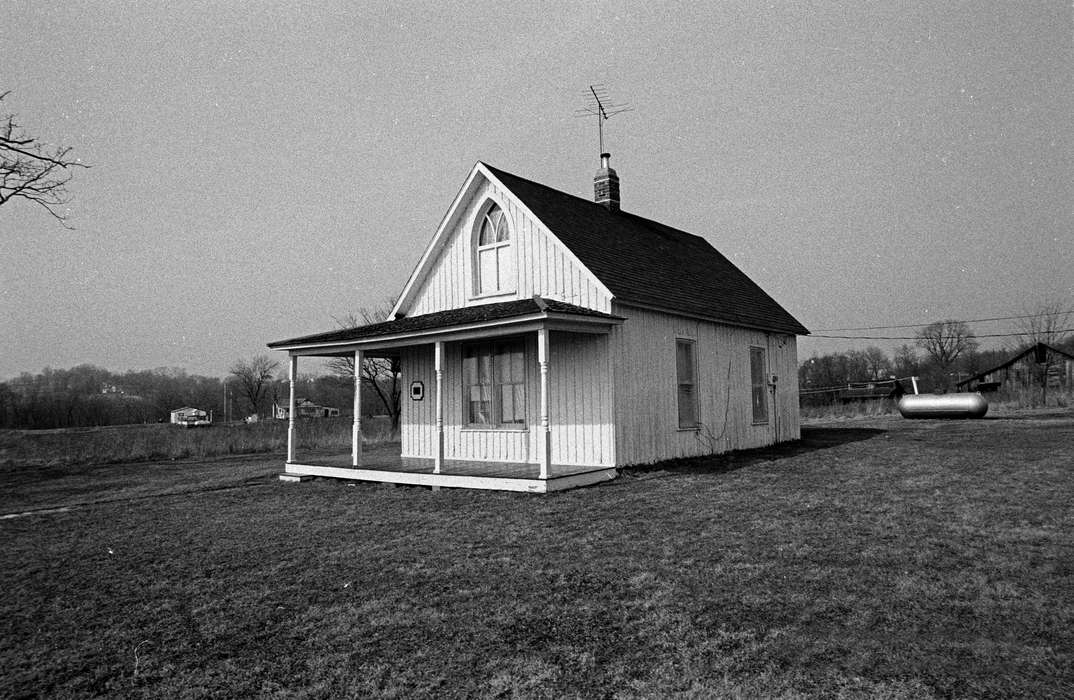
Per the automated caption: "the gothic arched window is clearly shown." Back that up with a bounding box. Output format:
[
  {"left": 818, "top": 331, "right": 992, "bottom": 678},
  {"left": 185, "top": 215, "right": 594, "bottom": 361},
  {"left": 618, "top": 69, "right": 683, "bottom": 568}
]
[{"left": 475, "top": 203, "right": 513, "bottom": 295}]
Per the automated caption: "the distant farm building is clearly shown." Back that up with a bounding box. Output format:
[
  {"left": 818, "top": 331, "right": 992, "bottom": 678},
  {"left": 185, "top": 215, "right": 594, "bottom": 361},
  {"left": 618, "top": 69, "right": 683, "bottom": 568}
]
[
  {"left": 957, "top": 343, "right": 1074, "bottom": 393},
  {"left": 800, "top": 379, "right": 907, "bottom": 407},
  {"left": 273, "top": 398, "right": 340, "bottom": 420},
  {"left": 840, "top": 379, "right": 907, "bottom": 403},
  {"left": 170, "top": 406, "right": 209, "bottom": 425}
]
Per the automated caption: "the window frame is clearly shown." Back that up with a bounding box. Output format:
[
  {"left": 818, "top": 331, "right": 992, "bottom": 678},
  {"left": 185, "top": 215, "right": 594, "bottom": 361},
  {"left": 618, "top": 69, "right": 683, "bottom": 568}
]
[
  {"left": 676, "top": 338, "right": 699, "bottom": 430},
  {"left": 750, "top": 345, "right": 769, "bottom": 425},
  {"left": 462, "top": 338, "right": 528, "bottom": 429},
  {"left": 473, "top": 202, "right": 514, "bottom": 297}
]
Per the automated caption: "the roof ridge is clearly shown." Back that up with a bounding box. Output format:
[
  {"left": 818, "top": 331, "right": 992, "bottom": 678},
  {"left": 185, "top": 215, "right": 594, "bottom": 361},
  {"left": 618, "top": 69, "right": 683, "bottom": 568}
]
[{"left": 483, "top": 162, "right": 712, "bottom": 246}]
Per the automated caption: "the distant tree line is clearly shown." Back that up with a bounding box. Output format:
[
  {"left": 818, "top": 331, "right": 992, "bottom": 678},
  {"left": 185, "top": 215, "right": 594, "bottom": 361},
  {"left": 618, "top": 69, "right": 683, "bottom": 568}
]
[
  {"left": 801, "top": 306, "right": 1073, "bottom": 399},
  {"left": 0, "top": 363, "right": 390, "bottom": 430},
  {"left": 0, "top": 365, "right": 226, "bottom": 429}
]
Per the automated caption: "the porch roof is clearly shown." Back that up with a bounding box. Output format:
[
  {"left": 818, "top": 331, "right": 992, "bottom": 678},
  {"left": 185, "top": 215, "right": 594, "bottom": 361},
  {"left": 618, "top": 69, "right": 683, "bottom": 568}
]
[{"left": 267, "top": 297, "right": 624, "bottom": 355}]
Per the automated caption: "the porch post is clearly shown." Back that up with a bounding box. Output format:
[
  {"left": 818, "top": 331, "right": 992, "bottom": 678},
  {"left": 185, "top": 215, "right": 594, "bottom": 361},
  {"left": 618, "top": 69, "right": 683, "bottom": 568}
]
[
  {"left": 538, "top": 328, "right": 551, "bottom": 479},
  {"left": 434, "top": 340, "right": 444, "bottom": 474},
  {"left": 286, "top": 354, "right": 297, "bottom": 463},
  {"left": 352, "top": 349, "right": 363, "bottom": 467}
]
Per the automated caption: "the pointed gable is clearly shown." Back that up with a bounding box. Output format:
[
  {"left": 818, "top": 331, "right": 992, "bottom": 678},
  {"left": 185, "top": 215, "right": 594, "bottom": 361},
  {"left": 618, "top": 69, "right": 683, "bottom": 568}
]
[
  {"left": 394, "top": 164, "right": 613, "bottom": 318},
  {"left": 483, "top": 164, "right": 809, "bottom": 336}
]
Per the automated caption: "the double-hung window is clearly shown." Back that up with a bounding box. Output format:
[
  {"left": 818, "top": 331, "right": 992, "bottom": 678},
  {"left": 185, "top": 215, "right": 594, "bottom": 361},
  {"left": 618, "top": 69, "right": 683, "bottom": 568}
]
[
  {"left": 676, "top": 339, "right": 698, "bottom": 429},
  {"left": 463, "top": 339, "right": 526, "bottom": 427},
  {"left": 750, "top": 346, "right": 768, "bottom": 424}
]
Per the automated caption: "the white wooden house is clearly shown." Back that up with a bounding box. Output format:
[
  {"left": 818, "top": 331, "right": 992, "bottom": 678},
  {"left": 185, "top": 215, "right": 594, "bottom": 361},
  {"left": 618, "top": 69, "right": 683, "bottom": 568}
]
[{"left": 269, "top": 156, "right": 808, "bottom": 492}]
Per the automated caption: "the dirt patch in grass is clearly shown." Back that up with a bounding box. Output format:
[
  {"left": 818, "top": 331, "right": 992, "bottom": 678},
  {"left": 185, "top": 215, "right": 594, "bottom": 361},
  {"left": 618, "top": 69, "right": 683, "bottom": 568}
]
[{"left": 2, "top": 411, "right": 1072, "bottom": 697}]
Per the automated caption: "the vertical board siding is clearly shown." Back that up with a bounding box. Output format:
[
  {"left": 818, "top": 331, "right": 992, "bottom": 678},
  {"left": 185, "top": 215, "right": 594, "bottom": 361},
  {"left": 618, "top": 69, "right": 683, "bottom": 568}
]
[
  {"left": 549, "top": 332, "right": 614, "bottom": 467},
  {"left": 399, "top": 333, "right": 613, "bottom": 467},
  {"left": 400, "top": 345, "right": 435, "bottom": 459},
  {"left": 406, "top": 177, "right": 611, "bottom": 316},
  {"left": 611, "top": 304, "right": 800, "bottom": 466}
]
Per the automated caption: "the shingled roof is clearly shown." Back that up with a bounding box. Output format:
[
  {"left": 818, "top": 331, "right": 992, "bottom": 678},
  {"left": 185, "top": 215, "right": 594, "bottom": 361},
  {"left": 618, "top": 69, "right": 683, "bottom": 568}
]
[
  {"left": 484, "top": 163, "right": 809, "bottom": 336},
  {"left": 268, "top": 298, "right": 622, "bottom": 349}
]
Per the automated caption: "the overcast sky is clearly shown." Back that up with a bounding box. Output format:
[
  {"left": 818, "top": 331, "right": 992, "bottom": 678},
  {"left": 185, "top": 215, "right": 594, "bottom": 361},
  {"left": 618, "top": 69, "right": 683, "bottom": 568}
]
[{"left": 3, "top": 1, "right": 1071, "bottom": 379}]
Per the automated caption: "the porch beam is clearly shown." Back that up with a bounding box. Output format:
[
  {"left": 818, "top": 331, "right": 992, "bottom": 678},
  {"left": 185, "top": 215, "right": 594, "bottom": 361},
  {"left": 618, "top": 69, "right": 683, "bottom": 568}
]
[
  {"left": 286, "top": 354, "right": 297, "bottom": 463},
  {"left": 538, "top": 328, "right": 551, "bottom": 480},
  {"left": 434, "top": 340, "right": 444, "bottom": 474},
  {"left": 352, "top": 349, "right": 363, "bottom": 467}
]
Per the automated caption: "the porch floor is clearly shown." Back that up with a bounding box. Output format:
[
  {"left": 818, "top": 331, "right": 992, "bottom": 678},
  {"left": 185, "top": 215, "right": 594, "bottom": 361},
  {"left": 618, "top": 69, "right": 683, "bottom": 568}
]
[
  {"left": 293, "top": 451, "right": 606, "bottom": 479},
  {"left": 284, "top": 445, "right": 617, "bottom": 492}
]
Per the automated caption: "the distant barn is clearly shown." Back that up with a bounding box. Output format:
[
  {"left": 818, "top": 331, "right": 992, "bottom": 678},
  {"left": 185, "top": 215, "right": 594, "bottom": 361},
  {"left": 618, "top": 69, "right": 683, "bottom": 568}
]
[
  {"left": 272, "top": 398, "right": 340, "bottom": 420},
  {"left": 957, "top": 342, "right": 1074, "bottom": 394}
]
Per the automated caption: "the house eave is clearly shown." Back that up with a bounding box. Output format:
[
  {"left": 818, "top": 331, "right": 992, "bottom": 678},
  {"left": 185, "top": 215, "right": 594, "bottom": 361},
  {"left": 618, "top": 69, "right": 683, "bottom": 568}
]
[
  {"left": 612, "top": 299, "right": 809, "bottom": 336},
  {"left": 270, "top": 310, "right": 624, "bottom": 356}
]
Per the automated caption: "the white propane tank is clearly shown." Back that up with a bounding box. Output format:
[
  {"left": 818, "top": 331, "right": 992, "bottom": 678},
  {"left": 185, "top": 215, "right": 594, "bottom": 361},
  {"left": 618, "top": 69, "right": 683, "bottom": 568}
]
[{"left": 897, "top": 393, "right": 988, "bottom": 419}]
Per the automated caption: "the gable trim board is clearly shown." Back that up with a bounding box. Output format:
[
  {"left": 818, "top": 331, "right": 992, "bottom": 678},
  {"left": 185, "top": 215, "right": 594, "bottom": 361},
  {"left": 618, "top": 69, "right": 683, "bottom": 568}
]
[
  {"left": 392, "top": 163, "right": 615, "bottom": 320},
  {"left": 270, "top": 161, "right": 808, "bottom": 489}
]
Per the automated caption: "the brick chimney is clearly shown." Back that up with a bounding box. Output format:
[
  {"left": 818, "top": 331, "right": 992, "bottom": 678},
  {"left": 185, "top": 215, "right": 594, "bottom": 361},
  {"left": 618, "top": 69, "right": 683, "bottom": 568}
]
[{"left": 594, "top": 152, "right": 620, "bottom": 211}]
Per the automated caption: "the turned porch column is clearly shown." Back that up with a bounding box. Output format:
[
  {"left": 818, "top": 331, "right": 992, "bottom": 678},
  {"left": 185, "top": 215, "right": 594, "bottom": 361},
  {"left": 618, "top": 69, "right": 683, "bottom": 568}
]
[
  {"left": 286, "top": 354, "right": 297, "bottom": 463},
  {"left": 352, "top": 349, "right": 363, "bottom": 467},
  {"left": 538, "top": 328, "right": 551, "bottom": 479},
  {"left": 434, "top": 340, "right": 444, "bottom": 474}
]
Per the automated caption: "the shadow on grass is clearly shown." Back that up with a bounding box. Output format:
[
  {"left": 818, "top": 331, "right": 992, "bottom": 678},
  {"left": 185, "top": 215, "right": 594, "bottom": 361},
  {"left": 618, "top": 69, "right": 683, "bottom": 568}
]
[{"left": 620, "top": 425, "right": 885, "bottom": 478}]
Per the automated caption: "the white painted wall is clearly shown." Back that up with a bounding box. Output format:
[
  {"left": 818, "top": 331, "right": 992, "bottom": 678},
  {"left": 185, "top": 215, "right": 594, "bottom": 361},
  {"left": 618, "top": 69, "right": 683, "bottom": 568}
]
[
  {"left": 610, "top": 303, "right": 800, "bottom": 466},
  {"left": 404, "top": 176, "right": 612, "bottom": 316}
]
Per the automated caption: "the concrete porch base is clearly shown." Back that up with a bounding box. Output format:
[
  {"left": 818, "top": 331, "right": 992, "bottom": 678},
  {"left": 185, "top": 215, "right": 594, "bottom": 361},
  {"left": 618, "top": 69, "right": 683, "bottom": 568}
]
[{"left": 282, "top": 463, "right": 617, "bottom": 493}]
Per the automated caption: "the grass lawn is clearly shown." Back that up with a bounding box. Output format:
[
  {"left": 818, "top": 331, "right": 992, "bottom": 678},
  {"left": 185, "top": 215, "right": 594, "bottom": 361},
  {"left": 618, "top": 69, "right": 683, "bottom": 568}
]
[{"left": 2, "top": 413, "right": 1072, "bottom": 698}]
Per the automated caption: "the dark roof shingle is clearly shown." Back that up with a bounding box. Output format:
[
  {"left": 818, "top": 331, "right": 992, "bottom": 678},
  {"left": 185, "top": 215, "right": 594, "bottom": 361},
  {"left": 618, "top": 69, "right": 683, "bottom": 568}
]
[
  {"left": 268, "top": 298, "right": 621, "bottom": 348},
  {"left": 484, "top": 164, "right": 809, "bottom": 335}
]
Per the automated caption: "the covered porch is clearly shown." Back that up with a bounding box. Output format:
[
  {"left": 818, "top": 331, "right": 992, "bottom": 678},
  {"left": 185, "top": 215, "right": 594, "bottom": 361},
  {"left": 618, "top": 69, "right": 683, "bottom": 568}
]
[{"left": 268, "top": 297, "right": 624, "bottom": 492}]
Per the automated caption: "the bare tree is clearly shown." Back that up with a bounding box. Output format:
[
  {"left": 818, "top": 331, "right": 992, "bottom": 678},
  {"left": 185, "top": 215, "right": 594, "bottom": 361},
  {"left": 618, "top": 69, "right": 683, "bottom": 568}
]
[
  {"left": 325, "top": 300, "right": 402, "bottom": 429},
  {"left": 862, "top": 346, "right": 893, "bottom": 380},
  {"left": 893, "top": 344, "right": 920, "bottom": 379},
  {"left": 915, "top": 320, "right": 978, "bottom": 390},
  {"left": 1015, "top": 300, "right": 1071, "bottom": 348},
  {"left": 228, "top": 355, "right": 280, "bottom": 417},
  {"left": 1, "top": 91, "right": 88, "bottom": 227}
]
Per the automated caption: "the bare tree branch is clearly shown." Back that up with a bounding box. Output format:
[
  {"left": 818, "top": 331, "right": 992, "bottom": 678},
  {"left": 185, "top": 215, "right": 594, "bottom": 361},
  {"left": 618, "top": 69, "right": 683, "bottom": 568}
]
[
  {"left": 915, "top": 320, "right": 978, "bottom": 390},
  {"left": 0, "top": 90, "right": 89, "bottom": 228},
  {"left": 1015, "top": 300, "right": 1071, "bottom": 349},
  {"left": 325, "top": 299, "right": 402, "bottom": 429},
  {"left": 228, "top": 355, "right": 280, "bottom": 417}
]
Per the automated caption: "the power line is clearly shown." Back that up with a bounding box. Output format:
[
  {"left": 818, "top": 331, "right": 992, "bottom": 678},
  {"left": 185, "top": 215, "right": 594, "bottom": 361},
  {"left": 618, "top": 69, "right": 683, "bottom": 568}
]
[
  {"left": 811, "top": 309, "right": 1074, "bottom": 333},
  {"left": 811, "top": 327, "right": 1074, "bottom": 341}
]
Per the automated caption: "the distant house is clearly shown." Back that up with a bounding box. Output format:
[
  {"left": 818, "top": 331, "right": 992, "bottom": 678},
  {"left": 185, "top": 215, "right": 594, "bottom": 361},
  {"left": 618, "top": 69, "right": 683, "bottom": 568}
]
[
  {"left": 170, "top": 407, "right": 209, "bottom": 425},
  {"left": 957, "top": 342, "right": 1074, "bottom": 393},
  {"left": 269, "top": 156, "right": 808, "bottom": 491},
  {"left": 273, "top": 398, "right": 340, "bottom": 420}
]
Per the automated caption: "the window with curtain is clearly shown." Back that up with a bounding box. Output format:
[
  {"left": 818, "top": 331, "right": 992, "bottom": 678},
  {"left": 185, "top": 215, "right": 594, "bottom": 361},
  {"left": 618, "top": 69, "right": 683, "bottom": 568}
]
[
  {"left": 463, "top": 339, "right": 526, "bottom": 427},
  {"left": 750, "top": 346, "right": 768, "bottom": 424},
  {"left": 475, "top": 203, "right": 514, "bottom": 295},
  {"left": 676, "top": 339, "right": 698, "bottom": 428}
]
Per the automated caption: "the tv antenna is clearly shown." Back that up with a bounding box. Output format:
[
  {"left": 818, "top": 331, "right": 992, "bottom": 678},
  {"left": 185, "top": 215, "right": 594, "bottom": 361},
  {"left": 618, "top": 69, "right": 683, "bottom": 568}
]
[{"left": 574, "top": 84, "right": 633, "bottom": 156}]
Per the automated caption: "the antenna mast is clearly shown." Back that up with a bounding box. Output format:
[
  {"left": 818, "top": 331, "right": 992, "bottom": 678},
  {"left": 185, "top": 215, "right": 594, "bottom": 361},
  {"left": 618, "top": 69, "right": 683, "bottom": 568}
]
[{"left": 575, "top": 84, "right": 633, "bottom": 157}]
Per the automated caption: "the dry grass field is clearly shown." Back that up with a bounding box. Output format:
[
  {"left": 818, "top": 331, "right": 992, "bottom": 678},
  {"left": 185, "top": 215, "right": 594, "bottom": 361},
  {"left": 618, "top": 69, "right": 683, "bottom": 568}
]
[{"left": 2, "top": 411, "right": 1072, "bottom": 698}]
